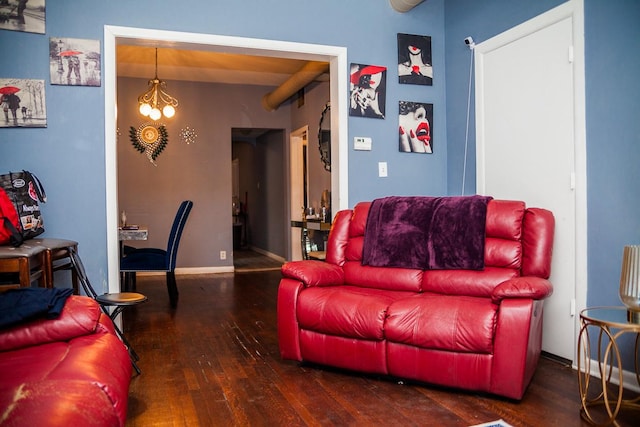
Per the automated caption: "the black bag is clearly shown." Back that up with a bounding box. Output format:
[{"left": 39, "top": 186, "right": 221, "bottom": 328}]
[{"left": 0, "top": 170, "right": 46, "bottom": 241}]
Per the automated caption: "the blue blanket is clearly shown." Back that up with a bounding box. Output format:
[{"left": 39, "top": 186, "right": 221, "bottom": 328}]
[
  {"left": 0, "top": 287, "right": 74, "bottom": 329},
  {"left": 362, "top": 195, "right": 491, "bottom": 270}
]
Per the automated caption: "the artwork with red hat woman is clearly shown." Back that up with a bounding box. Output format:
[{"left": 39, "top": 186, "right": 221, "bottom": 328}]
[{"left": 349, "top": 63, "right": 387, "bottom": 119}]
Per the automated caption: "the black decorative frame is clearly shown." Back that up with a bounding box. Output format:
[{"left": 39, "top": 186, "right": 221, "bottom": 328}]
[{"left": 318, "top": 102, "right": 331, "bottom": 171}]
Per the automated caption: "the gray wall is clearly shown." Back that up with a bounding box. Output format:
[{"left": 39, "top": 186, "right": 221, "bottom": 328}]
[{"left": 117, "top": 77, "right": 291, "bottom": 268}]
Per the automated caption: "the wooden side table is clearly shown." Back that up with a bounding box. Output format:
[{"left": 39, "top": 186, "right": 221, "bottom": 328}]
[
  {"left": 578, "top": 307, "right": 640, "bottom": 425},
  {"left": 0, "top": 244, "right": 46, "bottom": 292}
]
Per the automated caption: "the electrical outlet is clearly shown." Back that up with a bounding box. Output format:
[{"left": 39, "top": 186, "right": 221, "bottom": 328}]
[{"left": 220, "top": 250, "right": 227, "bottom": 260}]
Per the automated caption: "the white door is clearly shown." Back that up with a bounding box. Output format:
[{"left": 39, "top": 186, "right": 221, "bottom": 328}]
[{"left": 476, "top": 4, "right": 585, "bottom": 361}]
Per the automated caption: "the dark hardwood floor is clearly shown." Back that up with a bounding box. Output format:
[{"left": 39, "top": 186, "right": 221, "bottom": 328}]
[
  {"left": 124, "top": 262, "right": 637, "bottom": 426},
  {"left": 233, "top": 249, "right": 284, "bottom": 273}
]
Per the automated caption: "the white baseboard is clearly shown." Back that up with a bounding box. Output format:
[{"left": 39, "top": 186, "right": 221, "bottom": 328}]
[
  {"left": 249, "top": 246, "right": 287, "bottom": 263},
  {"left": 574, "top": 358, "right": 640, "bottom": 393},
  {"left": 137, "top": 266, "right": 234, "bottom": 276}
]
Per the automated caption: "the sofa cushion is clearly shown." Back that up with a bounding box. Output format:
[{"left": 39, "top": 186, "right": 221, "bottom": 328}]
[
  {"left": 0, "top": 295, "right": 100, "bottom": 352},
  {"left": 0, "top": 332, "right": 131, "bottom": 425},
  {"left": 0, "top": 380, "right": 121, "bottom": 427},
  {"left": 422, "top": 267, "right": 519, "bottom": 297},
  {"left": 485, "top": 200, "right": 525, "bottom": 241},
  {"left": 297, "top": 286, "right": 409, "bottom": 340},
  {"left": 385, "top": 294, "right": 498, "bottom": 353},
  {"left": 344, "top": 261, "right": 423, "bottom": 292}
]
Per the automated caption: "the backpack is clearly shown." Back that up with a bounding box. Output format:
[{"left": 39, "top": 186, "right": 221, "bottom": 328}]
[
  {"left": 0, "top": 170, "right": 46, "bottom": 241},
  {"left": 0, "top": 187, "right": 23, "bottom": 247}
]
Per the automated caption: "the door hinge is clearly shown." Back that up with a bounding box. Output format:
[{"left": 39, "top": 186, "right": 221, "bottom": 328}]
[
  {"left": 570, "top": 298, "right": 576, "bottom": 317},
  {"left": 570, "top": 172, "right": 576, "bottom": 190},
  {"left": 568, "top": 46, "right": 574, "bottom": 63}
]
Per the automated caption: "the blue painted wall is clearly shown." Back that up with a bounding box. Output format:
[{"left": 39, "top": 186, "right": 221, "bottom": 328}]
[
  {"left": 445, "top": 0, "right": 640, "bottom": 368},
  {"left": 583, "top": 0, "right": 640, "bottom": 307},
  {"left": 444, "top": 0, "right": 566, "bottom": 195},
  {"left": 0, "top": 0, "right": 445, "bottom": 285},
  {"left": 2, "top": 0, "right": 640, "bottom": 367}
]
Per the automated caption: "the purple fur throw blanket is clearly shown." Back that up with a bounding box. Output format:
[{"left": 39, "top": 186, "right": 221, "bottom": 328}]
[{"left": 362, "top": 195, "right": 492, "bottom": 270}]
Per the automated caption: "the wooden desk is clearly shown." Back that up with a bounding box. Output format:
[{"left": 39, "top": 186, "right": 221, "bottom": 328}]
[
  {"left": 291, "top": 219, "right": 331, "bottom": 260},
  {"left": 0, "top": 243, "right": 46, "bottom": 291},
  {"left": 119, "top": 227, "right": 148, "bottom": 256},
  {"left": 119, "top": 227, "right": 148, "bottom": 241}
]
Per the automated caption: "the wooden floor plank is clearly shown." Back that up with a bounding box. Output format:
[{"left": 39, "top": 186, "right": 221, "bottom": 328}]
[{"left": 125, "top": 266, "right": 638, "bottom": 427}]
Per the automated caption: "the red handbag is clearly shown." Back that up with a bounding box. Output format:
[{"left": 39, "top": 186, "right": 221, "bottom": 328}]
[{"left": 0, "top": 186, "right": 23, "bottom": 247}]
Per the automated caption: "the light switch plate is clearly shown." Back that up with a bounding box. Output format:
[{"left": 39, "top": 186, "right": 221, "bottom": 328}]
[
  {"left": 378, "top": 162, "right": 388, "bottom": 177},
  {"left": 354, "top": 137, "right": 372, "bottom": 151}
]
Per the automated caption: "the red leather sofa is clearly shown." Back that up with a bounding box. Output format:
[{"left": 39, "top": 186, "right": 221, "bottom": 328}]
[
  {"left": 278, "top": 198, "right": 554, "bottom": 400},
  {"left": 0, "top": 295, "right": 132, "bottom": 426}
]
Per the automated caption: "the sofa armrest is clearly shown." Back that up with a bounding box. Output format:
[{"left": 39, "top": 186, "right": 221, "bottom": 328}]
[
  {"left": 0, "top": 296, "right": 101, "bottom": 352},
  {"left": 281, "top": 260, "right": 344, "bottom": 287},
  {"left": 491, "top": 277, "right": 553, "bottom": 304}
]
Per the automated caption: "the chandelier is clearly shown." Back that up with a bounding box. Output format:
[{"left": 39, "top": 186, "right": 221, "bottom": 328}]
[{"left": 137, "top": 48, "right": 178, "bottom": 121}]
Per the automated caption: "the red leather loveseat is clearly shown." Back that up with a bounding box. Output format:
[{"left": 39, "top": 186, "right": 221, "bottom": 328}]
[
  {"left": 0, "top": 295, "right": 132, "bottom": 426},
  {"left": 278, "top": 198, "right": 554, "bottom": 400}
]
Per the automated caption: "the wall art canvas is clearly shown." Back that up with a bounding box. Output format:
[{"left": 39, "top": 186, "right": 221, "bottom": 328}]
[
  {"left": 349, "top": 63, "right": 386, "bottom": 119},
  {"left": 398, "top": 33, "right": 433, "bottom": 85},
  {"left": 0, "top": 78, "right": 46, "bottom": 128},
  {"left": 0, "top": 0, "right": 45, "bottom": 34},
  {"left": 398, "top": 101, "right": 433, "bottom": 153},
  {"left": 49, "top": 37, "right": 101, "bottom": 86}
]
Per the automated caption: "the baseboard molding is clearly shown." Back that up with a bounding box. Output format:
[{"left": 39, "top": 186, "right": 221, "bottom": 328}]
[
  {"left": 137, "top": 266, "right": 234, "bottom": 276},
  {"left": 249, "top": 246, "right": 287, "bottom": 263},
  {"left": 574, "top": 357, "right": 640, "bottom": 394}
]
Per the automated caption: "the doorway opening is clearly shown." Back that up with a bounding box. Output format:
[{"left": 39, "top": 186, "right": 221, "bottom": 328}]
[
  {"left": 232, "top": 127, "right": 287, "bottom": 270},
  {"left": 105, "top": 26, "right": 348, "bottom": 292}
]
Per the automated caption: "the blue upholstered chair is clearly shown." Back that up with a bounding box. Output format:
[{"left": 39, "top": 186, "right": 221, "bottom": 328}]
[{"left": 120, "top": 200, "right": 193, "bottom": 308}]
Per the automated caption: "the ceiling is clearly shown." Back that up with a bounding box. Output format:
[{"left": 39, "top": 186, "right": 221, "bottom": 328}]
[
  {"left": 116, "top": 45, "right": 329, "bottom": 87},
  {"left": 117, "top": 45, "right": 330, "bottom": 140}
]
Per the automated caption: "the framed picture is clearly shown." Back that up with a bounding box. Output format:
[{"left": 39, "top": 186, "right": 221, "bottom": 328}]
[
  {"left": 397, "top": 33, "right": 433, "bottom": 85},
  {"left": 398, "top": 101, "right": 433, "bottom": 153},
  {"left": 349, "top": 63, "right": 386, "bottom": 119},
  {"left": 0, "top": 78, "right": 46, "bottom": 128},
  {"left": 49, "top": 38, "right": 101, "bottom": 86},
  {"left": 0, "top": 0, "right": 45, "bottom": 34}
]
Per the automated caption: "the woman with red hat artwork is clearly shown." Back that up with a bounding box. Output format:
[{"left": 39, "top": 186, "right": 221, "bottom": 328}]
[{"left": 349, "top": 63, "right": 386, "bottom": 119}]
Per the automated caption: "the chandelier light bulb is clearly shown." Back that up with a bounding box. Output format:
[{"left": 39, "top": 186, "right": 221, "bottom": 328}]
[
  {"left": 139, "top": 103, "right": 152, "bottom": 116},
  {"left": 162, "top": 105, "right": 175, "bottom": 118},
  {"left": 149, "top": 108, "right": 162, "bottom": 121},
  {"left": 136, "top": 48, "right": 179, "bottom": 120}
]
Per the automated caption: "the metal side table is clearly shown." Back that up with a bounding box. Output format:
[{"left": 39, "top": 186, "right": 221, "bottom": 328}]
[{"left": 578, "top": 307, "right": 640, "bottom": 425}]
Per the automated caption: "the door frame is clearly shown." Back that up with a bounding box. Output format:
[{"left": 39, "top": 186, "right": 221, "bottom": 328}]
[
  {"left": 474, "top": 0, "right": 586, "bottom": 364},
  {"left": 289, "top": 126, "right": 308, "bottom": 261},
  {"left": 104, "top": 25, "right": 349, "bottom": 293}
]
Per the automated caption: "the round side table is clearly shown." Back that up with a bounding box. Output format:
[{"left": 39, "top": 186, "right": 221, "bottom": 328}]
[{"left": 578, "top": 307, "right": 640, "bottom": 425}]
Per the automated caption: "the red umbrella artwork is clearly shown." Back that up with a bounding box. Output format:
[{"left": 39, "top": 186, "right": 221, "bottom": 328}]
[
  {"left": 0, "top": 86, "right": 20, "bottom": 95},
  {"left": 58, "top": 50, "right": 82, "bottom": 57}
]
